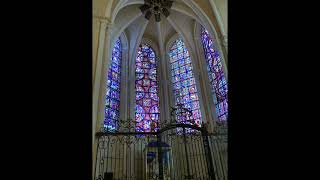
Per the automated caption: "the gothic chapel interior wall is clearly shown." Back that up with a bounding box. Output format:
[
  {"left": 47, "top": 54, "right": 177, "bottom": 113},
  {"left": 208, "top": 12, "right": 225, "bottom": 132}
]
[{"left": 93, "top": 0, "right": 228, "bottom": 177}]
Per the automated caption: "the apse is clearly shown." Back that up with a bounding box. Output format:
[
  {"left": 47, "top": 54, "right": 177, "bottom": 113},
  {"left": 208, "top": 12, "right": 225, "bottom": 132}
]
[{"left": 93, "top": 1, "right": 228, "bottom": 179}]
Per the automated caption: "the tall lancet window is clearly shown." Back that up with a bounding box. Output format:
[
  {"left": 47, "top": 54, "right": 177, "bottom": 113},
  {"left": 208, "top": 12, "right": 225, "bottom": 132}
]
[
  {"left": 201, "top": 26, "right": 228, "bottom": 122},
  {"left": 135, "top": 44, "right": 160, "bottom": 132},
  {"left": 104, "top": 38, "right": 122, "bottom": 130},
  {"left": 169, "top": 38, "right": 202, "bottom": 127}
]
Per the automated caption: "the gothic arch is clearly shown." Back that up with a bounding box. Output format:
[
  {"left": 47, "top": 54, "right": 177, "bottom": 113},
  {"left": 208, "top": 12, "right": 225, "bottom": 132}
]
[
  {"left": 165, "top": 33, "right": 209, "bottom": 124},
  {"left": 193, "top": 23, "right": 228, "bottom": 124},
  {"left": 194, "top": 21, "right": 227, "bottom": 79},
  {"left": 109, "top": 0, "right": 226, "bottom": 50}
]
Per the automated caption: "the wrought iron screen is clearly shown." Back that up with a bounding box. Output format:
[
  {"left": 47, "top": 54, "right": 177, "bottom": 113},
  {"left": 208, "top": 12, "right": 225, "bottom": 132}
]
[{"left": 94, "top": 106, "right": 227, "bottom": 180}]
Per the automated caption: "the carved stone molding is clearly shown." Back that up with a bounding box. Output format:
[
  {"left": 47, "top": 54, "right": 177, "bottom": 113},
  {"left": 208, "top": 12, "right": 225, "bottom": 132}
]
[
  {"left": 217, "top": 34, "right": 227, "bottom": 49},
  {"left": 93, "top": 15, "right": 114, "bottom": 31},
  {"left": 93, "top": 15, "right": 111, "bottom": 23},
  {"left": 222, "top": 35, "right": 228, "bottom": 46}
]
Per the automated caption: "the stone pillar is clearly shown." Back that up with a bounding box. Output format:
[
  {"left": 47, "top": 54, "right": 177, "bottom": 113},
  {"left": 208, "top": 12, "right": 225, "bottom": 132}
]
[
  {"left": 220, "top": 34, "right": 228, "bottom": 59},
  {"left": 222, "top": 35, "right": 228, "bottom": 50},
  {"left": 92, "top": 17, "right": 112, "bottom": 179},
  {"left": 94, "top": 20, "right": 113, "bottom": 136},
  {"left": 193, "top": 32, "right": 217, "bottom": 133},
  {"left": 156, "top": 22, "right": 171, "bottom": 123},
  {"left": 219, "top": 34, "right": 228, "bottom": 81}
]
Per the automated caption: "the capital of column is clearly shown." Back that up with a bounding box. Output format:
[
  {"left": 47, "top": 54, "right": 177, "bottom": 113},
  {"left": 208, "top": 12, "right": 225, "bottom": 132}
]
[
  {"left": 93, "top": 15, "right": 110, "bottom": 22},
  {"left": 93, "top": 15, "right": 113, "bottom": 32}
]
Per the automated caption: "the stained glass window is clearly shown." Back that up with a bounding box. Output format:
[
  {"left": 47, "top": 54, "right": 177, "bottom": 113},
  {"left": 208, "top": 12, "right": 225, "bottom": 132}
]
[
  {"left": 169, "top": 38, "right": 202, "bottom": 127},
  {"left": 201, "top": 26, "right": 228, "bottom": 122},
  {"left": 104, "top": 38, "right": 122, "bottom": 130},
  {"left": 135, "top": 44, "right": 160, "bottom": 132}
]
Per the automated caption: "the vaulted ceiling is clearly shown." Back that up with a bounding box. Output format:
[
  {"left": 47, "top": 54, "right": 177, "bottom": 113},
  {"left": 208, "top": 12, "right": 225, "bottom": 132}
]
[
  {"left": 93, "top": 0, "right": 228, "bottom": 69},
  {"left": 94, "top": 0, "right": 227, "bottom": 40}
]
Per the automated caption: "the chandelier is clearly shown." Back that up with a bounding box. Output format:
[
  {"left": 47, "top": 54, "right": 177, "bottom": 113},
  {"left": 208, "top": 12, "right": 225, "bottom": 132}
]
[{"left": 139, "top": 0, "right": 174, "bottom": 22}]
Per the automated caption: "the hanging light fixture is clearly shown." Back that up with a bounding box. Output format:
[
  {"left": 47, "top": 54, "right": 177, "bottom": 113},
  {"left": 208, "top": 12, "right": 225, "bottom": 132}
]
[{"left": 139, "top": 0, "right": 174, "bottom": 22}]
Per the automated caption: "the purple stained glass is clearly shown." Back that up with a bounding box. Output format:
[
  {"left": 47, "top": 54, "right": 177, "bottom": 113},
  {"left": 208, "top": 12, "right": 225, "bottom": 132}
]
[
  {"left": 135, "top": 44, "right": 160, "bottom": 132},
  {"left": 169, "top": 38, "right": 202, "bottom": 127},
  {"left": 201, "top": 26, "right": 228, "bottom": 122},
  {"left": 104, "top": 38, "right": 122, "bottom": 130}
]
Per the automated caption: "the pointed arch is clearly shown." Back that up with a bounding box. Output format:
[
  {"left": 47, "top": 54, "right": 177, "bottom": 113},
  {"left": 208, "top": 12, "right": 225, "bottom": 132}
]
[
  {"left": 200, "top": 26, "right": 228, "bottom": 122},
  {"left": 104, "top": 37, "right": 123, "bottom": 130},
  {"left": 135, "top": 43, "right": 160, "bottom": 132},
  {"left": 168, "top": 37, "right": 202, "bottom": 127}
]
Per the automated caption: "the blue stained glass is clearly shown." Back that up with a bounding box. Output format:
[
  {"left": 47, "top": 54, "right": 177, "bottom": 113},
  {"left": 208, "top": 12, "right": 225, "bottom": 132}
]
[
  {"left": 183, "top": 95, "right": 190, "bottom": 103},
  {"left": 143, "top": 62, "right": 150, "bottom": 68},
  {"left": 143, "top": 98, "right": 151, "bottom": 107},
  {"left": 135, "top": 44, "right": 160, "bottom": 132},
  {"left": 150, "top": 93, "right": 159, "bottom": 101},
  {"left": 143, "top": 79, "right": 151, "bottom": 86},
  {"left": 174, "top": 83, "right": 181, "bottom": 89},
  {"left": 150, "top": 106, "right": 159, "bottom": 113},
  {"left": 168, "top": 38, "right": 202, "bottom": 127},
  {"left": 111, "top": 81, "right": 119, "bottom": 89},
  {"left": 136, "top": 105, "right": 144, "bottom": 113},
  {"left": 201, "top": 26, "right": 228, "bottom": 122},
  {"left": 136, "top": 73, "right": 144, "bottom": 80},
  {"left": 149, "top": 86, "right": 157, "bottom": 93},
  {"left": 136, "top": 85, "right": 144, "bottom": 92},
  {"left": 135, "top": 113, "right": 144, "bottom": 122},
  {"left": 149, "top": 68, "right": 157, "bottom": 80},
  {"left": 105, "top": 98, "right": 110, "bottom": 106},
  {"left": 190, "top": 94, "right": 198, "bottom": 101},
  {"left": 104, "top": 38, "right": 122, "bottom": 130}
]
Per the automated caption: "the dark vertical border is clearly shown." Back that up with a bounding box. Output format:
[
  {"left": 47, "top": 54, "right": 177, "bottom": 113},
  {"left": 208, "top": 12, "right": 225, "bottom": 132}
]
[
  {"left": 228, "top": 0, "right": 318, "bottom": 179},
  {"left": 2, "top": 0, "right": 92, "bottom": 179},
  {"left": 228, "top": 0, "right": 277, "bottom": 179}
]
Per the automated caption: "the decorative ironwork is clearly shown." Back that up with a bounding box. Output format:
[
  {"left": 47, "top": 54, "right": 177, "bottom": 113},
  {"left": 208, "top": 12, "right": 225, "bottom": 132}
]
[{"left": 94, "top": 105, "right": 227, "bottom": 180}]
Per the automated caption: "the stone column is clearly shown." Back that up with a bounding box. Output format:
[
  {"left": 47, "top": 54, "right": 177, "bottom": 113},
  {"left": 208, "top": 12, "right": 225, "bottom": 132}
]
[
  {"left": 220, "top": 34, "right": 228, "bottom": 59},
  {"left": 94, "top": 20, "right": 113, "bottom": 135},
  {"left": 193, "top": 35, "right": 215, "bottom": 132},
  {"left": 222, "top": 35, "right": 228, "bottom": 50},
  {"left": 156, "top": 22, "right": 171, "bottom": 123},
  {"left": 218, "top": 33, "right": 228, "bottom": 81},
  {"left": 92, "top": 17, "right": 112, "bottom": 179}
]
